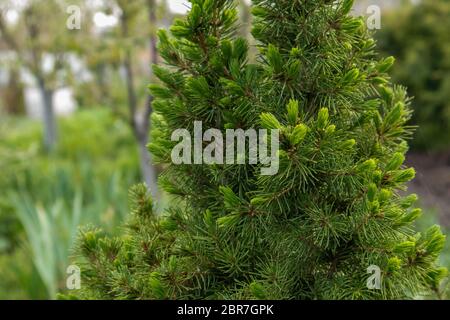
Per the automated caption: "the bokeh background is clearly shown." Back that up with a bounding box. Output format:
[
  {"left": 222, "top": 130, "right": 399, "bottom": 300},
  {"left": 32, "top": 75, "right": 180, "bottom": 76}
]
[{"left": 0, "top": 0, "right": 449, "bottom": 299}]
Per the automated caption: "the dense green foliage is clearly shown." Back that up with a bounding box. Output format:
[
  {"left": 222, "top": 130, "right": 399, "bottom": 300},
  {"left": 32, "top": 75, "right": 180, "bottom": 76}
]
[
  {"left": 376, "top": 0, "right": 450, "bottom": 151},
  {"left": 0, "top": 110, "right": 140, "bottom": 299},
  {"left": 72, "top": 0, "right": 446, "bottom": 300}
]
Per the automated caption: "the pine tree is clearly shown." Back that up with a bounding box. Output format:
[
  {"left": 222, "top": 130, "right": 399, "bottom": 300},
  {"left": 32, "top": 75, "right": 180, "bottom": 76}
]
[{"left": 71, "top": 0, "right": 447, "bottom": 300}]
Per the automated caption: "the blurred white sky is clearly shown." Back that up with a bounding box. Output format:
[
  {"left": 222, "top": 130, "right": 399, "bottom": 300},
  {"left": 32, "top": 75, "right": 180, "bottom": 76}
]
[
  {"left": 4, "top": 0, "right": 193, "bottom": 26},
  {"left": 167, "top": 0, "right": 191, "bottom": 15}
]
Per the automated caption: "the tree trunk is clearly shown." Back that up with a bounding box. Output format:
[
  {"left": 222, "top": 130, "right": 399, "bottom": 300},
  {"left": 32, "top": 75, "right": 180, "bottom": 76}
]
[
  {"left": 121, "top": 10, "right": 159, "bottom": 200},
  {"left": 142, "top": 0, "right": 159, "bottom": 201},
  {"left": 239, "top": 1, "right": 251, "bottom": 39},
  {"left": 2, "top": 69, "right": 25, "bottom": 115},
  {"left": 37, "top": 77, "right": 57, "bottom": 151},
  {"left": 137, "top": 132, "right": 158, "bottom": 200}
]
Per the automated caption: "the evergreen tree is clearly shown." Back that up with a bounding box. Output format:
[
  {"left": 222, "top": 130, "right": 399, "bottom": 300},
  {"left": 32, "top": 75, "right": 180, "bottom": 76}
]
[{"left": 71, "top": 0, "right": 447, "bottom": 300}]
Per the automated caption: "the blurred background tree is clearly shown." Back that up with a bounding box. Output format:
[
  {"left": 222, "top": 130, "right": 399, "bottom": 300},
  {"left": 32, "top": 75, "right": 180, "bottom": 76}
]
[
  {"left": 72, "top": 0, "right": 179, "bottom": 199},
  {"left": 376, "top": 0, "right": 450, "bottom": 151},
  {"left": 0, "top": 0, "right": 83, "bottom": 151},
  {"left": 106, "top": 0, "right": 160, "bottom": 198}
]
